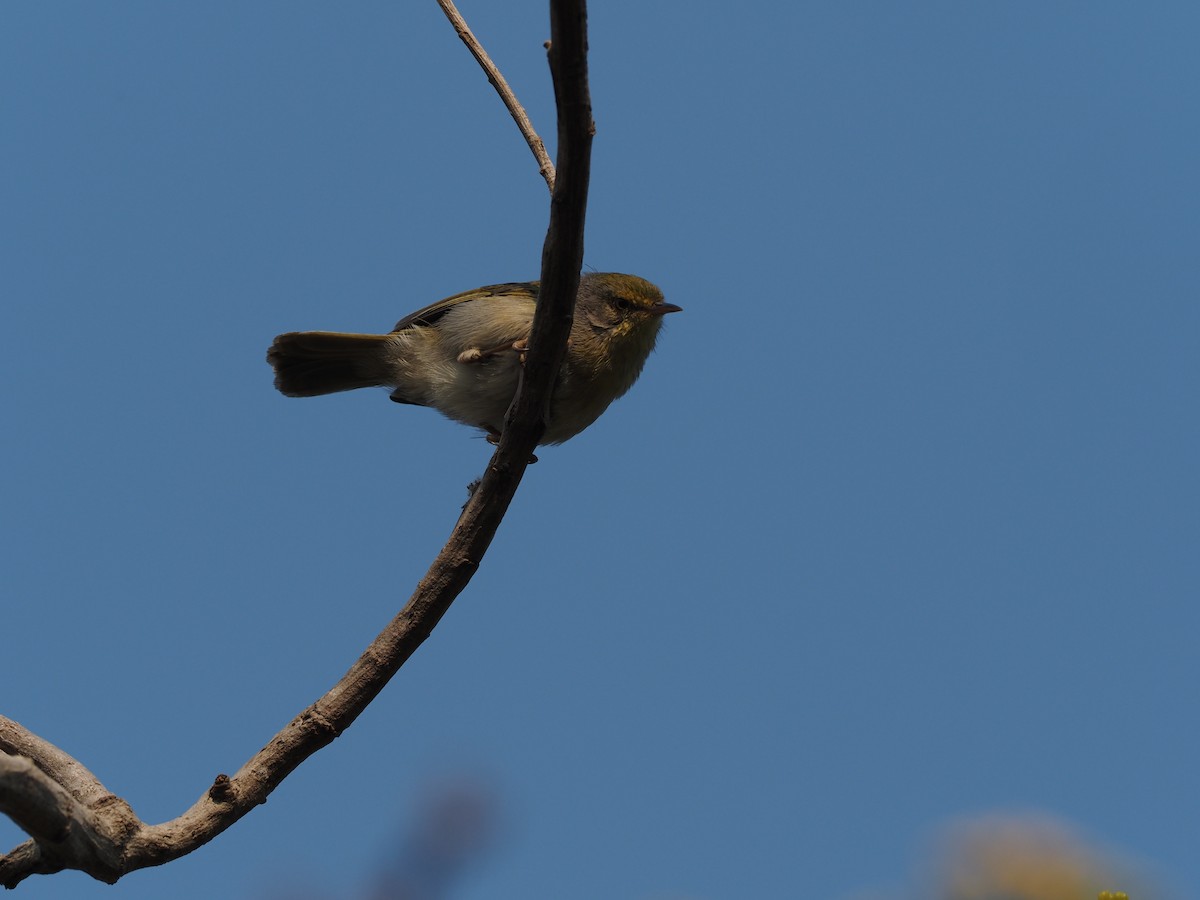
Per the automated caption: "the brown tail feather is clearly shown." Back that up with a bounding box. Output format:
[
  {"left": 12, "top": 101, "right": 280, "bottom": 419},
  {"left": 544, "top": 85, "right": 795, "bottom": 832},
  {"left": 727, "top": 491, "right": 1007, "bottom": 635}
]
[{"left": 267, "top": 331, "right": 391, "bottom": 397}]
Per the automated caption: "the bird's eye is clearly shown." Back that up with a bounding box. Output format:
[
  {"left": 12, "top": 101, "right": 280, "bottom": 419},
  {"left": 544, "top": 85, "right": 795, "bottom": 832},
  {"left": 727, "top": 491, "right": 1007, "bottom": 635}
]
[{"left": 615, "top": 298, "right": 632, "bottom": 311}]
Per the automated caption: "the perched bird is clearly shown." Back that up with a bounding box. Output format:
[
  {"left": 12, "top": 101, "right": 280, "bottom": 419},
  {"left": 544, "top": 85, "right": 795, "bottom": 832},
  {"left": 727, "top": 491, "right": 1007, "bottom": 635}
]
[{"left": 267, "top": 272, "right": 680, "bottom": 445}]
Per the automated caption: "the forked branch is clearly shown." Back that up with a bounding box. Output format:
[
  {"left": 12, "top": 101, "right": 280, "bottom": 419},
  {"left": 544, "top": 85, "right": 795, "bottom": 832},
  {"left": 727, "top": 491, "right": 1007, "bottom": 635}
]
[{"left": 0, "top": 0, "right": 592, "bottom": 888}]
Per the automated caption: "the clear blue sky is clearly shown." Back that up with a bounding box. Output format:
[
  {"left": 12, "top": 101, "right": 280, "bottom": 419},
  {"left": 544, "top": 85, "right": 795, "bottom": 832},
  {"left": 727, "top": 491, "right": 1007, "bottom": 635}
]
[{"left": 3, "top": 2, "right": 1197, "bottom": 898}]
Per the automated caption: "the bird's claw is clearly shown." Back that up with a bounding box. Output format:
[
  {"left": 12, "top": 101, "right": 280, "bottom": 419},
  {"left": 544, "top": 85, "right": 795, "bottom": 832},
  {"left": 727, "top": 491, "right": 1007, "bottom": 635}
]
[
  {"left": 457, "top": 338, "right": 534, "bottom": 366},
  {"left": 484, "top": 430, "right": 536, "bottom": 463}
]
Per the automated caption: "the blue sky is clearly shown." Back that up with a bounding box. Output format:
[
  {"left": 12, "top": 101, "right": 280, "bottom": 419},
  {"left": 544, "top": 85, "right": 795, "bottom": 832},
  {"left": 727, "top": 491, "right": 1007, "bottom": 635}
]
[{"left": 2, "top": 2, "right": 1197, "bottom": 898}]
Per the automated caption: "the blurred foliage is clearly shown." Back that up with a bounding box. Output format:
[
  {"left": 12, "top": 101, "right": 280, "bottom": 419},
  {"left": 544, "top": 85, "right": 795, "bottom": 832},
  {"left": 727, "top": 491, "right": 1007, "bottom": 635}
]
[
  {"left": 367, "top": 776, "right": 498, "bottom": 900},
  {"left": 264, "top": 775, "right": 498, "bottom": 900}
]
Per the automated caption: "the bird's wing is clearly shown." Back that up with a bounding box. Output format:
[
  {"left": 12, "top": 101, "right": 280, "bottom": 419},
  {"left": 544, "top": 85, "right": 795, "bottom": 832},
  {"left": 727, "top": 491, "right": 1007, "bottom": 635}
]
[{"left": 391, "top": 281, "right": 540, "bottom": 332}]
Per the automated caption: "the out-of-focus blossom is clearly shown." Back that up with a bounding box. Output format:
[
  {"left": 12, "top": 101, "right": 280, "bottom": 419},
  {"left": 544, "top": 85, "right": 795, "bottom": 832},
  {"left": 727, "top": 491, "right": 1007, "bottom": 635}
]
[{"left": 913, "top": 813, "right": 1162, "bottom": 900}]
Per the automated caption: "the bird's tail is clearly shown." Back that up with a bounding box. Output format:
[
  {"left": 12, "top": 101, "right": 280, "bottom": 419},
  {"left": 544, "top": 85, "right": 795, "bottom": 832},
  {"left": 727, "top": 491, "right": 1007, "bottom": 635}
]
[{"left": 267, "top": 331, "right": 392, "bottom": 397}]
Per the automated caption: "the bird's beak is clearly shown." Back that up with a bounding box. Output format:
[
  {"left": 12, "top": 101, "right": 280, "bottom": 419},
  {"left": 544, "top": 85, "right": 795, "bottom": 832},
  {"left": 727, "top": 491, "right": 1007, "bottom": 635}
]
[{"left": 650, "top": 302, "right": 683, "bottom": 317}]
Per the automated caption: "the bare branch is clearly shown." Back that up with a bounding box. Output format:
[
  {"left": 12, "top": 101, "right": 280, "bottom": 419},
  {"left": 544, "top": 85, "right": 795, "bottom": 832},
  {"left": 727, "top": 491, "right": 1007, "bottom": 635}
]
[
  {"left": 0, "top": 717, "right": 112, "bottom": 811},
  {"left": 0, "top": 0, "right": 593, "bottom": 887},
  {"left": 436, "top": 0, "right": 557, "bottom": 190},
  {"left": 0, "top": 752, "right": 133, "bottom": 886}
]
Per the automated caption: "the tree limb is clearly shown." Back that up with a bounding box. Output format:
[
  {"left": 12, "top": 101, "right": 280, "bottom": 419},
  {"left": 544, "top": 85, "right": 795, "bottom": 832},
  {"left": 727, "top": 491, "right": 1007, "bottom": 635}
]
[
  {"left": 0, "top": 0, "right": 592, "bottom": 888},
  {"left": 0, "top": 752, "right": 134, "bottom": 885}
]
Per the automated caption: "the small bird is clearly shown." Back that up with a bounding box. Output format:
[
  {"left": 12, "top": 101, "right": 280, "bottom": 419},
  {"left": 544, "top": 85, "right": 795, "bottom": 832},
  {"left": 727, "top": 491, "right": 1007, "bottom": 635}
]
[{"left": 267, "top": 273, "right": 680, "bottom": 445}]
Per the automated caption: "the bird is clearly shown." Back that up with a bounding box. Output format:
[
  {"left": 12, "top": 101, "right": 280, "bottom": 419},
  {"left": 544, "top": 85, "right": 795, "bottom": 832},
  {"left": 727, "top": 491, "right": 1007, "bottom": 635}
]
[{"left": 266, "top": 272, "right": 680, "bottom": 445}]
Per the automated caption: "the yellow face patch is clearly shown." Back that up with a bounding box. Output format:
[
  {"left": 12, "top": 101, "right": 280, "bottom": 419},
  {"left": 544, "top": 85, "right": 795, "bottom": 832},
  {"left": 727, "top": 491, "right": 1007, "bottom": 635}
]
[{"left": 605, "top": 275, "right": 665, "bottom": 312}]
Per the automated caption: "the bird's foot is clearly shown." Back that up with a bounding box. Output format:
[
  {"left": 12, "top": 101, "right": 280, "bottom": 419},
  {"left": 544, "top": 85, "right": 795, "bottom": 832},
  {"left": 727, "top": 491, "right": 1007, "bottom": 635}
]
[
  {"left": 457, "top": 339, "right": 531, "bottom": 365},
  {"left": 485, "top": 429, "right": 537, "bottom": 463}
]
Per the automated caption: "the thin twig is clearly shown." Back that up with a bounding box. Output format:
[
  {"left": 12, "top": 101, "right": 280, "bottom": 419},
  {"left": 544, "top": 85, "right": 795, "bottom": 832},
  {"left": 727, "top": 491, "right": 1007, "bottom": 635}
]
[{"left": 436, "top": 0, "right": 557, "bottom": 190}]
